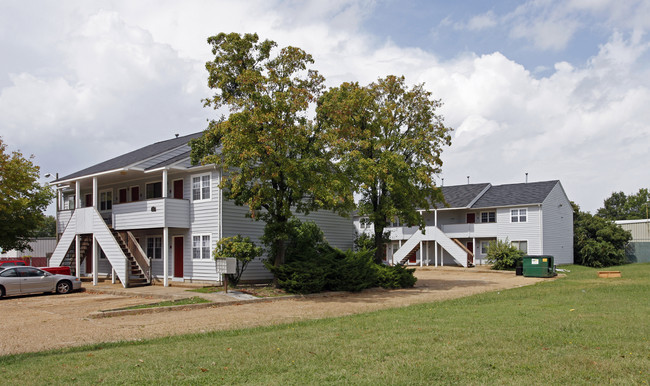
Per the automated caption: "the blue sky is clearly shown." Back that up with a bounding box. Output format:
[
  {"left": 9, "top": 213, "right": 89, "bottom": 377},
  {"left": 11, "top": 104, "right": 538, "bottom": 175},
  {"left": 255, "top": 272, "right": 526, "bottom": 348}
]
[
  {"left": 364, "top": 0, "right": 611, "bottom": 74},
  {"left": 1, "top": 0, "right": 649, "bottom": 214}
]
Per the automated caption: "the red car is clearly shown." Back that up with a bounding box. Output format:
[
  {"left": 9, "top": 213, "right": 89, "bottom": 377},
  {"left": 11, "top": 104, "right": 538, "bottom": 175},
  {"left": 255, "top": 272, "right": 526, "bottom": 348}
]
[
  {"left": 0, "top": 260, "right": 28, "bottom": 270},
  {"left": 41, "top": 266, "right": 72, "bottom": 275}
]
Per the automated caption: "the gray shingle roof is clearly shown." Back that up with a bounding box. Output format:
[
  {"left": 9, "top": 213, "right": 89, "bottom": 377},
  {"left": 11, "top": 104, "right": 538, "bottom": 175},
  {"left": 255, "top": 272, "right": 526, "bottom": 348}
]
[
  {"left": 439, "top": 183, "right": 491, "bottom": 208},
  {"left": 471, "top": 180, "right": 559, "bottom": 208},
  {"left": 56, "top": 132, "right": 204, "bottom": 181},
  {"left": 144, "top": 150, "right": 192, "bottom": 171}
]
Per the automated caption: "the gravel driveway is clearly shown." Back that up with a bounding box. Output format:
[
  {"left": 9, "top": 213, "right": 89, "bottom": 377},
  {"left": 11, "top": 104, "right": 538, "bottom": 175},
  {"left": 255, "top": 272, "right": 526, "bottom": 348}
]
[{"left": 0, "top": 268, "right": 546, "bottom": 355}]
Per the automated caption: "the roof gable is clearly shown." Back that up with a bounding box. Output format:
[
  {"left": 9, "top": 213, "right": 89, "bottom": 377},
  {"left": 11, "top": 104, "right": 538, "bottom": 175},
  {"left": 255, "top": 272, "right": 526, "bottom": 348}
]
[
  {"left": 56, "top": 132, "right": 204, "bottom": 181},
  {"left": 471, "top": 180, "right": 559, "bottom": 208},
  {"left": 439, "top": 183, "right": 491, "bottom": 208}
]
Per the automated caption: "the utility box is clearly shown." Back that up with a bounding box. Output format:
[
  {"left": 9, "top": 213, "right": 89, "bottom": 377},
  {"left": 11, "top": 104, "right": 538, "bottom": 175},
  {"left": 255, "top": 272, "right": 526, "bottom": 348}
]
[{"left": 522, "top": 255, "right": 557, "bottom": 278}]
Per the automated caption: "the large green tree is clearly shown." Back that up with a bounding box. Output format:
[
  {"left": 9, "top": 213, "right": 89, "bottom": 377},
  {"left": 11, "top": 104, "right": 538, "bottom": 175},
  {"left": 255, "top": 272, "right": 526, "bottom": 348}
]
[
  {"left": 34, "top": 215, "right": 56, "bottom": 237},
  {"left": 190, "top": 33, "right": 351, "bottom": 268},
  {"left": 317, "top": 76, "right": 452, "bottom": 263},
  {"left": 573, "top": 202, "right": 631, "bottom": 267},
  {"left": 0, "top": 138, "right": 54, "bottom": 251},
  {"left": 596, "top": 188, "right": 649, "bottom": 220}
]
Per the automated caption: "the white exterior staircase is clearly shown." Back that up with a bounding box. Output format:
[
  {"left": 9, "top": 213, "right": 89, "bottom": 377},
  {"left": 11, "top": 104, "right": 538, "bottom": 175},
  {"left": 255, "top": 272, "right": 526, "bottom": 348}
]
[
  {"left": 50, "top": 207, "right": 150, "bottom": 288},
  {"left": 392, "top": 226, "right": 470, "bottom": 267}
]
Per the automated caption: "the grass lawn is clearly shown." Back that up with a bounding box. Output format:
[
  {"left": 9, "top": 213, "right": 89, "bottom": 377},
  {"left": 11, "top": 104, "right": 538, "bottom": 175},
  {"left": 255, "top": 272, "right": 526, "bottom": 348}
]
[
  {"left": 2, "top": 264, "right": 649, "bottom": 384},
  {"left": 188, "top": 285, "right": 286, "bottom": 298},
  {"left": 116, "top": 297, "right": 210, "bottom": 310}
]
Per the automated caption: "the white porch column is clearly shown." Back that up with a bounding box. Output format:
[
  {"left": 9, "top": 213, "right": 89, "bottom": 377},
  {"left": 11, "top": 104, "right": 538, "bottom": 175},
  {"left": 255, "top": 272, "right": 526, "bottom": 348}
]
[
  {"left": 424, "top": 241, "right": 429, "bottom": 267},
  {"left": 419, "top": 241, "right": 423, "bottom": 267},
  {"left": 434, "top": 241, "right": 438, "bottom": 267},
  {"left": 75, "top": 235, "right": 81, "bottom": 279},
  {"left": 472, "top": 237, "right": 476, "bottom": 266},
  {"left": 163, "top": 227, "right": 169, "bottom": 287},
  {"left": 440, "top": 243, "right": 444, "bottom": 266},
  {"left": 434, "top": 209, "right": 438, "bottom": 227},
  {"left": 111, "top": 268, "right": 116, "bottom": 284},
  {"left": 92, "top": 236, "right": 98, "bottom": 285},
  {"left": 75, "top": 180, "right": 81, "bottom": 209},
  {"left": 92, "top": 177, "right": 98, "bottom": 208},
  {"left": 162, "top": 169, "right": 168, "bottom": 198}
]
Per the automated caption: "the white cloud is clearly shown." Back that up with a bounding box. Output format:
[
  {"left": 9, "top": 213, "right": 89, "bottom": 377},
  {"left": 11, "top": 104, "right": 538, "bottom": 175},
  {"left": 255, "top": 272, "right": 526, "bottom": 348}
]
[
  {"left": 1, "top": 1, "right": 649, "bottom": 215},
  {"left": 507, "top": 2, "right": 582, "bottom": 51},
  {"left": 465, "top": 11, "right": 498, "bottom": 31},
  {"left": 0, "top": 8, "right": 211, "bottom": 176}
]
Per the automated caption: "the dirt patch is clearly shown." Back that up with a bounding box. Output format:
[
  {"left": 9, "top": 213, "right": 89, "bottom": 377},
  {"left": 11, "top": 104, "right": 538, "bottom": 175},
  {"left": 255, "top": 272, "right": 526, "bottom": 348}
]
[{"left": 0, "top": 268, "right": 547, "bottom": 355}]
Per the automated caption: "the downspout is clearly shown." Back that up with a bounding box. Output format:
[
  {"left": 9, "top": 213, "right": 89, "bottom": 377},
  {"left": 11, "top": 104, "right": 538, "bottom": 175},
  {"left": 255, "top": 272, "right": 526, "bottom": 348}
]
[
  {"left": 92, "top": 177, "right": 98, "bottom": 286},
  {"left": 539, "top": 203, "right": 543, "bottom": 254}
]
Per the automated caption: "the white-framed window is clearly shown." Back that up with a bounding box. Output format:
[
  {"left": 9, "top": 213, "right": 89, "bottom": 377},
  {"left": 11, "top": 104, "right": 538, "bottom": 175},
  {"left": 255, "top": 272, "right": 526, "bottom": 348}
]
[
  {"left": 511, "top": 240, "right": 528, "bottom": 254},
  {"left": 146, "top": 181, "right": 163, "bottom": 199},
  {"left": 99, "top": 190, "right": 113, "bottom": 211},
  {"left": 359, "top": 217, "right": 371, "bottom": 229},
  {"left": 192, "top": 234, "right": 211, "bottom": 259},
  {"left": 480, "top": 241, "right": 490, "bottom": 254},
  {"left": 191, "top": 174, "right": 211, "bottom": 201},
  {"left": 63, "top": 194, "right": 75, "bottom": 210},
  {"left": 147, "top": 237, "right": 162, "bottom": 259},
  {"left": 480, "top": 211, "right": 496, "bottom": 223},
  {"left": 510, "top": 208, "right": 527, "bottom": 223}
]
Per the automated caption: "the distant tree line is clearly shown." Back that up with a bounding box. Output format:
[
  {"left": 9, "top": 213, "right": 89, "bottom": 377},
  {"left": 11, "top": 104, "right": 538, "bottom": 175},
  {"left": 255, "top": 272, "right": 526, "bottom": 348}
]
[{"left": 573, "top": 188, "right": 648, "bottom": 268}]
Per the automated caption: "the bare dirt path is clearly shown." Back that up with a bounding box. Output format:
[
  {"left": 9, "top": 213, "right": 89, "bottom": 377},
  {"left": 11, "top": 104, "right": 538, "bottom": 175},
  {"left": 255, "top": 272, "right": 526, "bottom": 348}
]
[{"left": 0, "top": 268, "right": 547, "bottom": 355}]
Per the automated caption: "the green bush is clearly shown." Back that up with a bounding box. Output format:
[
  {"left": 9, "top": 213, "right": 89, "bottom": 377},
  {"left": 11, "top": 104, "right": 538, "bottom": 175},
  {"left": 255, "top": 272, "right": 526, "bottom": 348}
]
[
  {"left": 328, "top": 249, "right": 377, "bottom": 292},
  {"left": 374, "top": 264, "right": 417, "bottom": 289},
  {"left": 486, "top": 239, "right": 524, "bottom": 270},
  {"left": 267, "top": 221, "right": 417, "bottom": 294},
  {"left": 573, "top": 203, "right": 631, "bottom": 268},
  {"left": 213, "top": 235, "right": 263, "bottom": 286},
  {"left": 270, "top": 260, "right": 327, "bottom": 294}
]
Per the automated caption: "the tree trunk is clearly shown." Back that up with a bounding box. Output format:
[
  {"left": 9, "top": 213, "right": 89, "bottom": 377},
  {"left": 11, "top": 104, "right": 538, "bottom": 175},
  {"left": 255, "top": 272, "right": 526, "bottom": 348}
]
[
  {"left": 272, "top": 238, "right": 287, "bottom": 287},
  {"left": 373, "top": 224, "right": 385, "bottom": 264}
]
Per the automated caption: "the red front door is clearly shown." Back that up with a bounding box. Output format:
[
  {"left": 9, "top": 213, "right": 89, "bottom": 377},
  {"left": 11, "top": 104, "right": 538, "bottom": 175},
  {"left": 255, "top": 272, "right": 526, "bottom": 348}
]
[
  {"left": 85, "top": 194, "right": 93, "bottom": 208},
  {"left": 466, "top": 213, "right": 475, "bottom": 224},
  {"left": 119, "top": 188, "right": 127, "bottom": 203},
  {"left": 466, "top": 242, "right": 474, "bottom": 265},
  {"left": 131, "top": 186, "right": 140, "bottom": 202},
  {"left": 173, "top": 180, "right": 183, "bottom": 199},
  {"left": 173, "top": 237, "right": 183, "bottom": 278}
]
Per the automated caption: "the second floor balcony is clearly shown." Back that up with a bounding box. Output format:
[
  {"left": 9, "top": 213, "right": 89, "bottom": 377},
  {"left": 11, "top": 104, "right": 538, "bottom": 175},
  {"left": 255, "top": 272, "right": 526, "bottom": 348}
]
[
  {"left": 112, "top": 198, "right": 190, "bottom": 230},
  {"left": 441, "top": 222, "right": 498, "bottom": 238}
]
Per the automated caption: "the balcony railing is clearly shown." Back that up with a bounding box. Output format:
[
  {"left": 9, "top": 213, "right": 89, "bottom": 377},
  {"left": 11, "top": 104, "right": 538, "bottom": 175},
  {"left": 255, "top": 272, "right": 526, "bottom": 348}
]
[
  {"left": 441, "top": 222, "right": 498, "bottom": 238},
  {"left": 112, "top": 198, "right": 190, "bottom": 230}
]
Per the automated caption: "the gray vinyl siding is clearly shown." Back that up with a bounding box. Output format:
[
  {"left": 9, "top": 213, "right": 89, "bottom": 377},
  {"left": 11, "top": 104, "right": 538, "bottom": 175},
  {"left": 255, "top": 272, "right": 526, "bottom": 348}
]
[
  {"left": 296, "top": 211, "right": 355, "bottom": 251},
  {"left": 221, "top": 200, "right": 268, "bottom": 281},
  {"left": 222, "top": 199, "right": 356, "bottom": 282},
  {"left": 495, "top": 205, "right": 542, "bottom": 255},
  {"left": 186, "top": 169, "right": 221, "bottom": 281},
  {"left": 541, "top": 182, "right": 574, "bottom": 264},
  {"left": 56, "top": 210, "right": 73, "bottom": 235}
]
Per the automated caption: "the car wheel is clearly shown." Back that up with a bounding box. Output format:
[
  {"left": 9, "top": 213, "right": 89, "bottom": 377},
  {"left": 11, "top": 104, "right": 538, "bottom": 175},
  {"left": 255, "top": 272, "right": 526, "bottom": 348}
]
[
  {"left": 56, "top": 280, "right": 72, "bottom": 294},
  {"left": 0, "top": 286, "right": 5, "bottom": 299}
]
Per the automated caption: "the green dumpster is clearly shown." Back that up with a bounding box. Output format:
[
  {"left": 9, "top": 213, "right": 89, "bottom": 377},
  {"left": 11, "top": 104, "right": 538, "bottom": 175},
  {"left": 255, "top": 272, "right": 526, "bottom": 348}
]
[{"left": 522, "top": 255, "right": 557, "bottom": 278}]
